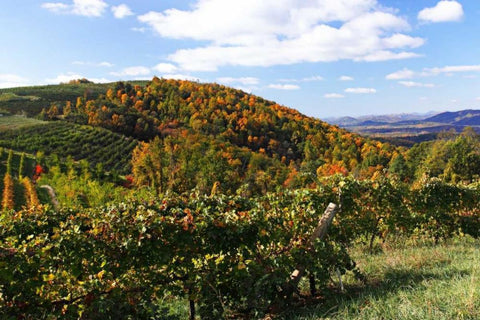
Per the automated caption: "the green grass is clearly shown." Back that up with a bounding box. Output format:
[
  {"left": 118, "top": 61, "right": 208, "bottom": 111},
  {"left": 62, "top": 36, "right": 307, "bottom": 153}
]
[
  {"left": 283, "top": 237, "right": 480, "bottom": 320},
  {"left": 0, "top": 92, "right": 40, "bottom": 102},
  {"left": 0, "top": 115, "right": 46, "bottom": 131}
]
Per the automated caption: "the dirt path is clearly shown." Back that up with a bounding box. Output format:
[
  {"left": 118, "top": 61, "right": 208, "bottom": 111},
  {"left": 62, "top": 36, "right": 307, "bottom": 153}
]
[{"left": 39, "top": 185, "right": 60, "bottom": 210}]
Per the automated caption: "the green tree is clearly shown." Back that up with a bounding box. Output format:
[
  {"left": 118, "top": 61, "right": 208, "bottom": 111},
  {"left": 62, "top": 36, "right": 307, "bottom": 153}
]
[
  {"left": 6, "top": 149, "right": 13, "bottom": 175},
  {"left": 18, "top": 152, "right": 25, "bottom": 179},
  {"left": 388, "top": 153, "right": 409, "bottom": 181}
]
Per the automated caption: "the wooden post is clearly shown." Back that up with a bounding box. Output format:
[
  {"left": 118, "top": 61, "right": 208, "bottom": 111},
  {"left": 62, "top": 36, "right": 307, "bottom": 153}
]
[
  {"left": 309, "top": 274, "right": 316, "bottom": 296},
  {"left": 289, "top": 202, "right": 338, "bottom": 290},
  {"left": 189, "top": 299, "right": 195, "bottom": 320}
]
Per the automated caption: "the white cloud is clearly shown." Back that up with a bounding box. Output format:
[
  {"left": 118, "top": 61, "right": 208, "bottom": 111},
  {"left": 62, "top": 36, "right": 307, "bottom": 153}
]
[
  {"left": 268, "top": 84, "right": 300, "bottom": 90},
  {"left": 359, "top": 51, "right": 421, "bottom": 62},
  {"left": 131, "top": 27, "right": 146, "bottom": 33},
  {"left": 425, "top": 65, "right": 480, "bottom": 75},
  {"left": 41, "top": 3, "right": 69, "bottom": 13},
  {"left": 345, "top": 87, "right": 376, "bottom": 94},
  {"left": 382, "top": 33, "right": 424, "bottom": 49},
  {"left": 418, "top": 1, "right": 463, "bottom": 23},
  {"left": 159, "top": 74, "right": 201, "bottom": 81},
  {"left": 302, "top": 76, "right": 324, "bottom": 82},
  {"left": 153, "top": 63, "right": 178, "bottom": 74},
  {"left": 398, "top": 81, "right": 435, "bottom": 88},
  {"left": 279, "top": 75, "right": 323, "bottom": 82},
  {"left": 0, "top": 74, "right": 31, "bottom": 88},
  {"left": 339, "top": 75, "right": 354, "bottom": 81},
  {"left": 110, "top": 66, "right": 151, "bottom": 77},
  {"left": 324, "top": 93, "right": 345, "bottom": 98},
  {"left": 112, "top": 4, "right": 133, "bottom": 19},
  {"left": 386, "top": 68, "right": 415, "bottom": 80},
  {"left": 390, "top": 65, "right": 480, "bottom": 80},
  {"left": 45, "top": 72, "right": 110, "bottom": 84},
  {"left": 98, "top": 61, "right": 114, "bottom": 67},
  {"left": 42, "top": 0, "right": 108, "bottom": 17},
  {"left": 138, "top": 0, "right": 423, "bottom": 71},
  {"left": 217, "top": 77, "right": 259, "bottom": 85},
  {"left": 73, "top": 61, "right": 114, "bottom": 67}
]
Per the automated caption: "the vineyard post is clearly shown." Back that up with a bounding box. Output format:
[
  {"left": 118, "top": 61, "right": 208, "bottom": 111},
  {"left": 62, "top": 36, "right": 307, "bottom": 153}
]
[{"left": 289, "top": 202, "right": 338, "bottom": 290}]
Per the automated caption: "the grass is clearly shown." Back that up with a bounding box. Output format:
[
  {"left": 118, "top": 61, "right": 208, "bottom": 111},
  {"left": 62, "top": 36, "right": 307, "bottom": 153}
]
[
  {"left": 0, "top": 92, "right": 40, "bottom": 102},
  {"left": 0, "top": 115, "right": 46, "bottom": 131},
  {"left": 282, "top": 237, "right": 480, "bottom": 320}
]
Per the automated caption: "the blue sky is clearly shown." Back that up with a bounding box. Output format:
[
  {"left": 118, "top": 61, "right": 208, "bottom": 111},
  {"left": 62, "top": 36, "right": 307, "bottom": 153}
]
[{"left": 1, "top": 0, "right": 480, "bottom": 118}]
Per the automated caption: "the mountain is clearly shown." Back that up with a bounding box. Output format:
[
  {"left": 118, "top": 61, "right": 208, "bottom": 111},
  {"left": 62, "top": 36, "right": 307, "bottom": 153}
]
[
  {"left": 326, "top": 112, "right": 434, "bottom": 126},
  {"left": 330, "top": 109, "right": 480, "bottom": 146},
  {"left": 424, "top": 109, "right": 480, "bottom": 124},
  {"left": 0, "top": 78, "right": 400, "bottom": 194}
]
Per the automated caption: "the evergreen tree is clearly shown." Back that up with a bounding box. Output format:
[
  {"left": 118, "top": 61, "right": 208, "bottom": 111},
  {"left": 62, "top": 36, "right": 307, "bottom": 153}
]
[
  {"left": 388, "top": 153, "right": 409, "bottom": 181},
  {"left": 18, "top": 152, "right": 25, "bottom": 179},
  {"left": 6, "top": 149, "right": 13, "bottom": 175}
]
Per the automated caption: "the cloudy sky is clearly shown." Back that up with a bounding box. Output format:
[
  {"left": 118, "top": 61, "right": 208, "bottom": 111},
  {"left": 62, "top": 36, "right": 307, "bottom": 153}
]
[{"left": 1, "top": 0, "right": 480, "bottom": 118}]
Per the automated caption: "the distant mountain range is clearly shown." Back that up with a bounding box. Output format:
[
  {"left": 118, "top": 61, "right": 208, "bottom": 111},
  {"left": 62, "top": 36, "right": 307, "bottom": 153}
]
[
  {"left": 325, "top": 112, "right": 436, "bottom": 127},
  {"left": 324, "top": 109, "right": 480, "bottom": 146}
]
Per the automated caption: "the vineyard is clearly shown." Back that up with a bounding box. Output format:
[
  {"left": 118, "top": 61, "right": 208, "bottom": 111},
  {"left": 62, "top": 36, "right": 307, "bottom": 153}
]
[
  {"left": 1, "top": 177, "right": 479, "bottom": 319},
  {"left": 0, "top": 79, "right": 479, "bottom": 318},
  {"left": 0, "top": 122, "right": 138, "bottom": 174}
]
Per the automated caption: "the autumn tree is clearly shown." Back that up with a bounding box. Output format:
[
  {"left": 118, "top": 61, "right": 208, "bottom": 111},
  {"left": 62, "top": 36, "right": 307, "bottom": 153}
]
[
  {"left": 2, "top": 173, "right": 14, "bottom": 210},
  {"left": 22, "top": 177, "right": 40, "bottom": 208},
  {"left": 2, "top": 151, "right": 15, "bottom": 210},
  {"left": 131, "top": 136, "right": 167, "bottom": 195}
]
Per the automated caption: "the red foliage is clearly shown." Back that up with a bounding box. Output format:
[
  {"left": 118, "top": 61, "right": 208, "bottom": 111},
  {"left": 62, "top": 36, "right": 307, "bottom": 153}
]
[
  {"left": 33, "top": 164, "right": 44, "bottom": 181},
  {"left": 123, "top": 175, "right": 134, "bottom": 188}
]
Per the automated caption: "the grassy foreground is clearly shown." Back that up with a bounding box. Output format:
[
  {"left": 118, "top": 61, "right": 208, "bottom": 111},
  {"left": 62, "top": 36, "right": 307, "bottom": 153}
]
[{"left": 284, "top": 236, "right": 479, "bottom": 320}]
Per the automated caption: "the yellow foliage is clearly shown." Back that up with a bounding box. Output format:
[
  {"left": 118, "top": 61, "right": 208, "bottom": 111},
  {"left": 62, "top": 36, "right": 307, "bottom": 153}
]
[
  {"left": 2, "top": 174, "right": 14, "bottom": 210},
  {"left": 22, "top": 177, "right": 40, "bottom": 208}
]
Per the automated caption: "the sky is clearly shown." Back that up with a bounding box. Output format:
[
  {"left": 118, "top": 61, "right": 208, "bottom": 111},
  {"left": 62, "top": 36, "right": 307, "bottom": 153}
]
[{"left": 1, "top": 0, "right": 480, "bottom": 119}]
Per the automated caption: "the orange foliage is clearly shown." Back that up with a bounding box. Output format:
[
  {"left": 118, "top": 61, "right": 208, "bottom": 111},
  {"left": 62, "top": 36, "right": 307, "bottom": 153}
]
[
  {"left": 22, "top": 177, "right": 40, "bottom": 208},
  {"left": 316, "top": 163, "right": 348, "bottom": 177},
  {"left": 2, "top": 174, "right": 15, "bottom": 210}
]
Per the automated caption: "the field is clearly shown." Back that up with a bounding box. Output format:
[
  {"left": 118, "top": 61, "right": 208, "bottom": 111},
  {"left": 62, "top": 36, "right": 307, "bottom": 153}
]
[
  {"left": 0, "top": 121, "right": 138, "bottom": 174},
  {"left": 287, "top": 237, "right": 480, "bottom": 320},
  {"left": 0, "top": 115, "right": 46, "bottom": 131}
]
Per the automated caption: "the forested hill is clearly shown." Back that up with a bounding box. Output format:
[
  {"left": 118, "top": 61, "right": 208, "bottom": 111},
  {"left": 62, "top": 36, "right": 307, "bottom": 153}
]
[{"left": 1, "top": 77, "right": 401, "bottom": 193}]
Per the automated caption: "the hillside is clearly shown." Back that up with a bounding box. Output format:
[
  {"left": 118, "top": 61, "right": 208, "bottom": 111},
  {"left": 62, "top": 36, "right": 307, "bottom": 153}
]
[
  {"left": 424, "top": 109, "right": 480, "bottom": 124},
  {"left": 0, "top": 80, "right": 149, "bottom": 116},
  {"left": 0, "top": 78, "right": 400, "bottom": 194},
  {"left": 1, "top": 80, "right": 480, "bottom": 319}
]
